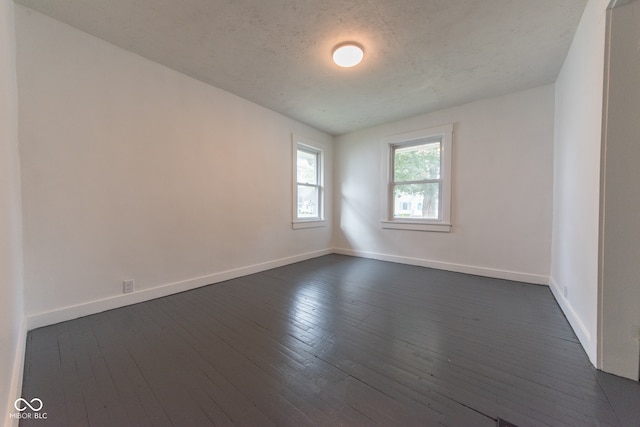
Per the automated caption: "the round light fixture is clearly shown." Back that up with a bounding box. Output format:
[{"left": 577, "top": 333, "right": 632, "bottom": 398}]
[{"left": 332, "top": 43, "right": 364, "bottom": 68}]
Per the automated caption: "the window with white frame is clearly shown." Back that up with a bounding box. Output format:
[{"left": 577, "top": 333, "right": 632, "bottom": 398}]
[
  {"left": 293, "top": 136, "right": 325, "bottom": 229},
  {"left": 381, "top": 124, "right": 453, "bottom": 232}
]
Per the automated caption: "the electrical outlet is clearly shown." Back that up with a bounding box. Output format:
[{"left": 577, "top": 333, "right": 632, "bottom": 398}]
[
  {"left": 123, "top": 279, "right": 134, "bottom": 294},
  {"left": 563, "top": 285, "right": 568, "bottom": 299}
]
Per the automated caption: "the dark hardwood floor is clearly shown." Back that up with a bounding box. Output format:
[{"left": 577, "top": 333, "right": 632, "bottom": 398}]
[{"left": 20, "top": 255, "right": 640, "bottom": 426}]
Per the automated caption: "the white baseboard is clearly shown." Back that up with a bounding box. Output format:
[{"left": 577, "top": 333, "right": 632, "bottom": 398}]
[
  {"left": 548, "top": 276, "right": 596, "bottom": 366},
  {"left": 25, "top": 247, "right": 551, "bottom": 331},
  {"left": 15, "top": 248, "right": 592, "bottom": 425},
  {"left": 333, "top": 248, "right": 549, "bottom": 285},
  {"left": 26, "top": 248, "right": 332, "bottom": 330},
  {"left": 4, "top": 318, "right": 27, "bottom": 427}
]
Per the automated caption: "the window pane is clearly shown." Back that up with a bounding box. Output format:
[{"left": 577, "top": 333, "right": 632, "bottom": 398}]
[
  {"left": 297, "top": 149, "right": 317, "bottom": 185},
  {"left": 393, "top": 182, "right": 440, "bottom": 219},
  {"left": 297, "top": 185, "right": 319, "bottom": 218},
  {"left": 393, "top": 141, "right": 440, "bottom": 182}
]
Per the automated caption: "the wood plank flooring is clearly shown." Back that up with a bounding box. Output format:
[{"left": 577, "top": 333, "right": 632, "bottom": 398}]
[{"left": 19, "top": 255, "right": 640, "bottom": 426}]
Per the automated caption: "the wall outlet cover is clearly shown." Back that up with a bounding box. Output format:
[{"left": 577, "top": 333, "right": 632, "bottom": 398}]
[{"left": 123, "top": 279, "right": 134, "bottom": 294}]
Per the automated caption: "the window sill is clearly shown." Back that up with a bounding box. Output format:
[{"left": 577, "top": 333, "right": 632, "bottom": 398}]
[
  {"left": 381, "top": 220, "right": 451, "bottom": 233},
  {"left": 293, "top": 220, "right": 327, "bottom": 230}
]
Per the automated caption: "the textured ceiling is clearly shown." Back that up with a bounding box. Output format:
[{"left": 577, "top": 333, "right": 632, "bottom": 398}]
[{"left": 15, "top": 0, "right": 588, "bottom": 135}]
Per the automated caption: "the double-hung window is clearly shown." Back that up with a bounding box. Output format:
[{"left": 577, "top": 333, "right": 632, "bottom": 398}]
[
  {"left": 381, "top": 124, "right": 453, "bottom": 232},
  {"left": 293, "top": 135, "right": 325, "bottom": 229}
]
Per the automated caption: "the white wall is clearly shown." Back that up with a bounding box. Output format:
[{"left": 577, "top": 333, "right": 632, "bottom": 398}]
[
  {"left": 16, "top": 5, "right": 333, "bottom": 326},
  {"left": 334, "top": 85, "right": 554, "bottom": 284},
  {"left": 0, "top": 0, "right": 25, "bottom": 424},
  {"left": 600, "top": 0, "right": 640, "bottom": 380},
  {"left": 550, "top": 0, "right": 608, "bottom": 367}
]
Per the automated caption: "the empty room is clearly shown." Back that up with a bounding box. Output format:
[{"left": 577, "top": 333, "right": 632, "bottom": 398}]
[{"left": 2, "top": 0, "right": 640, "bottom": 426}]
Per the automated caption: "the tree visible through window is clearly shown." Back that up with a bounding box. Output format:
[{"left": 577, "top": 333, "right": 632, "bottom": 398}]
[
  {"left": 382, "top": 124, "right": 452, "bottom": 232},
  {"left": 392, "top": 139, "right": 441, "bottom": 219}
]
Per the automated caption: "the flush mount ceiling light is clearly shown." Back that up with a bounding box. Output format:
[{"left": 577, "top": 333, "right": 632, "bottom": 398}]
[{"left": 332, "top": 43, "right": 364, "bottom": 68}]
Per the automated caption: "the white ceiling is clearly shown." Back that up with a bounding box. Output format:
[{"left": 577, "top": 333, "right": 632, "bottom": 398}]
[{"left": 15, "top": 0, "right": 588, "bottom": 135}]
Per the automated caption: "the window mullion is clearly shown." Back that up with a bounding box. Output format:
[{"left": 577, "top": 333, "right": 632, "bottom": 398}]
[{"left": 392, "top": 179, "right": 441, "bottom": 186}]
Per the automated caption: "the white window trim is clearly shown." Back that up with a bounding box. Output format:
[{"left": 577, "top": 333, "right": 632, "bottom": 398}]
[
  {"left": 292, "top": 135, "right": 326, "bottom": 229},
  {"left": 380, "top": 124, "right": 453, "bottom": 232}
]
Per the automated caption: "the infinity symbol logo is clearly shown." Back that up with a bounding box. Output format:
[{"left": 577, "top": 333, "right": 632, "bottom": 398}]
[{"left": 14, "top": 398, "right": 43, "bottom": 412}]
